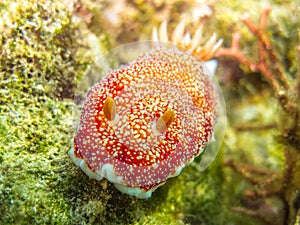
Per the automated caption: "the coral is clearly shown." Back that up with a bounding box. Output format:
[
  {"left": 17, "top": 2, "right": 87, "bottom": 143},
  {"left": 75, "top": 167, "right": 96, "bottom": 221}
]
[
  {"left": 217, "top": 6, "right": 286, "bottom": 92},
  {"left": 216, "top": 5, "right": 300, "bottom": 225},
  {"left": 1, "top": 0, "right": 298, "bottom": 224}
]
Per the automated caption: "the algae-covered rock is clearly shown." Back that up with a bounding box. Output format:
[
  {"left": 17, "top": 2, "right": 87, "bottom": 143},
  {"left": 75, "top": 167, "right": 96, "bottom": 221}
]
[
  {"left": 0, "top": 0, "right": 226, "bottom": 224},
  {"left": 1, "top": 0, "right": 298, "bottom": 224},
  {"left": 0, "top": 0, "right": 86, "bottom": 223}
]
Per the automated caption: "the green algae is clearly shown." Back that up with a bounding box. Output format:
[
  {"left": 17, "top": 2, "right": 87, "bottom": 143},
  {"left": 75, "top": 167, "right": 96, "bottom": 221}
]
[
  {"left": 0, "top": 0, "right": 224, "bottom": 224},
  {"left": 132, "top": 152, "right": 225, "bottom": 225},
  {"left": 0, "top": 0, "right": 87, "bottom": 223},
  {"left": 1, "top": 0, "right": 299, "bottom": 224}
]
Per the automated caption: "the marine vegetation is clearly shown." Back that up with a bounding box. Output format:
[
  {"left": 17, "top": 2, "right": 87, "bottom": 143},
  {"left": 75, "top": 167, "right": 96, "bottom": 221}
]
[
  {"left": 0, "top": 0, "right": 299, "bottom": 225},
  {"left": 216, "top": 6, "right": 300, "bottom": 225}
]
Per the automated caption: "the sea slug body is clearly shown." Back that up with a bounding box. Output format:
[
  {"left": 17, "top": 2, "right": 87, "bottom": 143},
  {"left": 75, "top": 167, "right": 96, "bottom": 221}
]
[{"left": 70, "top": 45, "right": 218, "bottom": 198}]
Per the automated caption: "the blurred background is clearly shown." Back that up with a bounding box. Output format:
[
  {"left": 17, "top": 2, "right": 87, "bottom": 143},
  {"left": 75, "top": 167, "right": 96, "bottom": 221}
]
[{"left": 0, "top": 0, "right": 299, "bottom": 224}]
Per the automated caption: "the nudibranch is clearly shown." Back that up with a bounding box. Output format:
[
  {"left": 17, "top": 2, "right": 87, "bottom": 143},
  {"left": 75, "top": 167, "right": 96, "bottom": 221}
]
[
  {"left": 152, "top": 20, "right": 223, "bottom": 61},
  {"left": 70, "top": 44, "right": 220, "bottom": 199}
]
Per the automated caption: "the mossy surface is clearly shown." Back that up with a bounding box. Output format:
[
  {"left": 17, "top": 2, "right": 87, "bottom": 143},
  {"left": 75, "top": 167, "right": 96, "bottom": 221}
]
[
  {"left": 133, "top": 152, "right": 225, "bottom": 225},
  {"left": 0, "top": 0, "right": 86, "bottom": 224},
  {"left": 1, "top": 0, "right": 298, "bottom": 224},
  {"left": 0, "top": 0, "right": 226, "bottom": 224}
]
